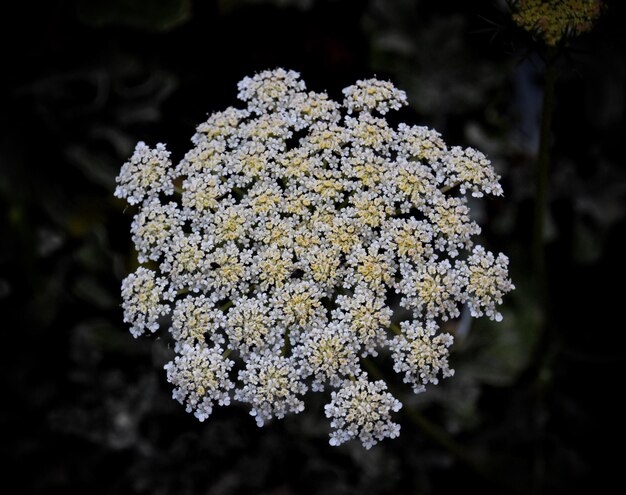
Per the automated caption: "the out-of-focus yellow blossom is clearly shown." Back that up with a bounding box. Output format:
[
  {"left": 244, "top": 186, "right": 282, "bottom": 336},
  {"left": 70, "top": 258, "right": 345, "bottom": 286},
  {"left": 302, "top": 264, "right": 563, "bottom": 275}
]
[{"left": 513, "top": 0, "right": 604, "bottom": 46}]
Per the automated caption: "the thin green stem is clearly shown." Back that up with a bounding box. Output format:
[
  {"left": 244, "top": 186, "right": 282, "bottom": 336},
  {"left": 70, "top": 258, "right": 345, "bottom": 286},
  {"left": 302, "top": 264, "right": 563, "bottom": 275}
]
[
  {"left": 219, "top": 300, "right": 233, "bottom": 311},
  {"left": 360, "top": 358, "right": 492, "bottom": 482},
  {"left": 533, "top": 47, "right": 558, "bottom": 287},
  {"left": 389, "top": 322, "right": 403, "bottom": 336},
  {"left": 401, "top": 406, "right": 492, "bottom": 481},
  {"left": 440, "top": 182, "right": 460, "bottom": 194},
  {"left": 519, "top": 45, "right": 561, "bottom": 374},
  {"left": 519, "top": 55, "right": 561, "bottom": 495},
  {"left": 519, "top": 47, "right": 559, "bottom": 387},
  {"left": 282, "top": 327, "right": 291, "bottom": 356}
]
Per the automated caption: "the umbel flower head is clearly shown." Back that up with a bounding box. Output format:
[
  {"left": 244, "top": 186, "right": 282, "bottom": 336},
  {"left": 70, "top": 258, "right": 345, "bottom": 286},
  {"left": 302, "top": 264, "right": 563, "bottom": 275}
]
[
  {"left": 511, "top": 0, "right": 604, "bottom": 46},
  {"left": 115, "top": 68, "right": 514, "bottom": 449}
]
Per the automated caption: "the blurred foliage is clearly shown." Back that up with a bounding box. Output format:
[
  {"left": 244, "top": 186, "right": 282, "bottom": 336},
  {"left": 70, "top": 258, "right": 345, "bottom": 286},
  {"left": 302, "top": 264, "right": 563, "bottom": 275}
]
[
  {"left": 1, "top": 0, "right": 625, "bottom": 494},
  {"left": 75, "top": 0, "right": 192, "bottom": 31},
  {"left": 364, "top": 0, "right": 508, "bottom": 126},
  {"left": 218, "top": 0, "right": 315, "bottom": 11}
]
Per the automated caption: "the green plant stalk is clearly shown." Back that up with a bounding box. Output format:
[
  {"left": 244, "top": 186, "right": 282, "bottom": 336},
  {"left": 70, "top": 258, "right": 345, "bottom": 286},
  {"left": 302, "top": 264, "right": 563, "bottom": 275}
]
[
  {"left": 528, "top": 49, "right": 559, "bottom": 495},
  {"left": 282, "top": 327, "right": 291, "bottom": 356},
  {"left": 533, "top": 47, "right": 558, "bottom": 286},
  {"left": 360, "top": 358, "right": 492, "bottom": 482},
  {"left": 521, "top": 47, "right": 559, "bottom": 386},
  {"left": 401, "top": 405, "right": 492, "bottom": 481}
]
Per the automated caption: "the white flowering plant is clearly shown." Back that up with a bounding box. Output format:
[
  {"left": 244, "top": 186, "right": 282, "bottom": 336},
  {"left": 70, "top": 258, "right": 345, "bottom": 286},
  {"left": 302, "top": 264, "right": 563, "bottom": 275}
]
[{"left": 115, "top": 68, "right": 514, "bottom": 449}]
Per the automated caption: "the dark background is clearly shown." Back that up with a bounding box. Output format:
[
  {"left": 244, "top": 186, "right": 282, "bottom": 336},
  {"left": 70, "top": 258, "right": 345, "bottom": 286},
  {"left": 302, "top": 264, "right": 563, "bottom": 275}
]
[{"left": 1, "top": 0, "right": 625, "bottom": 493}]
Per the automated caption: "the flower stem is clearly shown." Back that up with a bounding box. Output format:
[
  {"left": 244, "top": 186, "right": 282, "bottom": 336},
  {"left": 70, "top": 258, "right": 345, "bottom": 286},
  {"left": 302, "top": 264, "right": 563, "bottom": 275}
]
[
  {"left": 520, "top": 47, "right": 559, "bottom": 386},
  {"left": 401, "top": 406, "right": 493, "bottom": 481},
  {"left": 533, "top": 47, "right": 558, "bottom": 285},
  {"left": 389, "top": 322, "right": 403, "bottom": 336},
  {"left": 361, "top": 357, "right": 492, "bottom": 482},
  {"left": 282, "top": 327, "right": 291, "bottom": 356},
  {"left": 440, "top": 182, "right": 460, "bottom": 194},
  {"left": 219, "top": 300, "right": 233, "bottom": 311}
]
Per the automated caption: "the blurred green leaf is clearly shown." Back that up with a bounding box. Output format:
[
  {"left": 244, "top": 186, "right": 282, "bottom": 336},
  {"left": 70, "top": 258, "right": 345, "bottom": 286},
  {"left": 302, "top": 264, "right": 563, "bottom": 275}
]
[
  {"left": 467, "top": 276, "right": 543, "bottom": 387},
  {"left": 73, "top": 275, "right": 118, "bottom": 309},
  {"left": 73, "top": 319, "right": 149, "bottom": 356},
  {"left": 218, "top": 0, "right": 314, "bottom": 13},
  {"left": 75, "top": 0, "right": 192, "bottom": 32}
]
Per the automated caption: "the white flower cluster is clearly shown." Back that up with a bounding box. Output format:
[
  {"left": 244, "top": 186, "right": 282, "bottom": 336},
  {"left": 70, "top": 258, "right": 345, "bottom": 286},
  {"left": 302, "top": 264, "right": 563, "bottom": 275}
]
[
  {"left": 115, "top": 69, "right": 514, "bottom": 449},
  {"left": 325, "top": 377, "right": 402, "bottom": 449},
  {"left": 390, "top": 321, "right": 454, "bottom": 394},
  {"left": 164, "top": 342, "right": 234, "bottom": 421}
]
